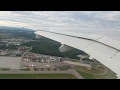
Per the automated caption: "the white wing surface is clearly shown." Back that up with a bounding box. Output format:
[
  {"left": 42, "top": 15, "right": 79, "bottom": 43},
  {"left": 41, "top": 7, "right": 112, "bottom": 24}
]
[{"left": 35, "top": 30, "right": 120, "bottom": 79}]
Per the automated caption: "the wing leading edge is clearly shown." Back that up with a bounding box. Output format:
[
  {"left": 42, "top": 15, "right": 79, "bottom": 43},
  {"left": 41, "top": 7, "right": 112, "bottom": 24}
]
[{"left": 35, "top": 30, "right": 120, "bottom": 79}]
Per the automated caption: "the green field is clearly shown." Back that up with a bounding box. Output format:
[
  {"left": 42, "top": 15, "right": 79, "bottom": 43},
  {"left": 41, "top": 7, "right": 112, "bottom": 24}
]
[
  {"left": 59, "top": 68, "right": 68, "bottom": 71},
  {"left": 0, "top": 68, "right": 10, "bottom": 71},
  {"left": 71, "top": 60, "right": 79, "bottom": 62},
  {"left": 41, "top": 68, "right": 44, "bottom": 71},
  {"left": 53, "top": 68, "right": 57, "bottom": 71},
  {"left": 34, "top": 68, "right": 37, "bottom": 71},
  {"left": 5, "top": 45, "right": 18, "bottom": 50},
  {"left": 71, "top": 58, "right": 93, "bottom": 62},
  {"left": 0, "top": 34, "right": 9, "bottom": 38},
  {"left": 75, "top": 66, "right": 104, "bottom": 74},
  {"left": 47, "top": 68, "right": 50, "bottom": 71},
  {"left": 20, "top": 68, "right": 30, "bottom": 71},
  {"left": 0, "top": 74, "right": 77, "bottom": 79},
  {"left": 76, "top": 67, "right": 117, "bottom": 79}
]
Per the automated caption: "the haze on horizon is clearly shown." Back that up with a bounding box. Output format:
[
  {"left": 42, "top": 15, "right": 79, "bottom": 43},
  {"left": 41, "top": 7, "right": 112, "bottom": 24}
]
[{"left": 0, "top": 11, "right": 120, "bottom": 36}]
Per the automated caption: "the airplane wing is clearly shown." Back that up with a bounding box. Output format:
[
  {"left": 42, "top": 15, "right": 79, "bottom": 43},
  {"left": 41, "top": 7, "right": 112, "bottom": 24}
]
[{"left": 34, "top": 30, "right": 120, "bottom": 79}]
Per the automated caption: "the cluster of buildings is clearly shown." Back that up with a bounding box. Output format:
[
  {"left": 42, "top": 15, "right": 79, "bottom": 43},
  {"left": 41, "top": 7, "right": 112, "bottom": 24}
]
[
  {"left": 1, "top": 37, "right": 34, "bottom": 46},
  {"left": 63, "top": 54, "right": 101, "bottom": 69},
  {"left": 77, "top": 55, "right": 102, "bottom": 69},
  {"left": 22, "top": 52, "right": 62, "bottom": 63},
  {"left": 0, "top": 46, "right": 32, "bottom": 56},
  {"left": 0, "top": 49, "right": 9, "bottom": 56}
]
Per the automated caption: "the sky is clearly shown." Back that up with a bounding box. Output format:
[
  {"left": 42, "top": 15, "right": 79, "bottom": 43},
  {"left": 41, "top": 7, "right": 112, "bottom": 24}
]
[{"left": 0, "top": 11, "right": 120, "bottom": 35}]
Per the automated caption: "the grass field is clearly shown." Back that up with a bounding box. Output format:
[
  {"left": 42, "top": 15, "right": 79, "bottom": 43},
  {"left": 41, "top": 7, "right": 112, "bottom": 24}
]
[
  {"left": 20, "top": 68, "right": 30, "bottom": 71},
  {"left": 34, "top": 68, "right": 37, "bottom": 71},
  {"left": 59, "top": 68, "right": 68, "bottom": 71},
  {"left": 0, "top": 34, "right": 9, "bottom": 38},
  {"left": 71, "top": 60, "right": 79, "bottom": 62},
  {"left": 53, "top": 68, "right": 57, "bottom": 71},
  {"left": 75, "top": 66, "right": 104, "bottom": 74},
  {"left": 41, "top": 68, "right": 44, "bottom": 71},
  {"left": 76, "top": 67, "right": 117, "bottom": 79},
  {"left": 70, "top": 58, "right": 93, "bottom": 62},
  {"left": 0, "top": 68, "right": 10, "bottom": 71},
  {"left": 4, "top": 45, "right": 18, "bottom": 50},
  {"left": 0, "top": 74, "right": 77, "bottom": 79},
  {"left": 1, "top": 68, "right": 10, "bottom": 70},
  {"left": 47, "top": 68, "right": 50, "bottom": 71}
]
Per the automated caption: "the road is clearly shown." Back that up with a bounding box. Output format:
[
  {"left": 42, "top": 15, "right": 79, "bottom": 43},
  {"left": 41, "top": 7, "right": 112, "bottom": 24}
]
[
  {"left": 63, "top": 60, "right": 91, "bottom": 68},
  {"left": 76, "top": 65, "right": 108, "bottom": 75},
  {"left": 0, "top": 69, "right": 84, "bottom": 79}
]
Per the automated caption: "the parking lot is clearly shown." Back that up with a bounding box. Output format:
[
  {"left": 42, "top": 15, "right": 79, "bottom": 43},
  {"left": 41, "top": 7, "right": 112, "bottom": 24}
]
[
  {"left": 20, "top": 59, "right": 75, "bottom": 69},
  {"left": 0, "top": 57, "right": 84, "bottom": 79},
  {"left": 0, "top": 57, "right": 21, "bottom": 69},
  {"left": 20, "top": 59, "right": 59, "bottom": 69},
  {"left": 21, "top": 62, "right": 57, "bottom": 68}
]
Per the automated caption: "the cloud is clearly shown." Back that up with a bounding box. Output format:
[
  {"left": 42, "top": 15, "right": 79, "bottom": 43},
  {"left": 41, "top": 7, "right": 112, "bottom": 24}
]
[
  {"left": 0, "top": 11, "right": 120, "bottom": 32},
  {"left": 0, "top": 20, "right": 28, "bottom": 27}
]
